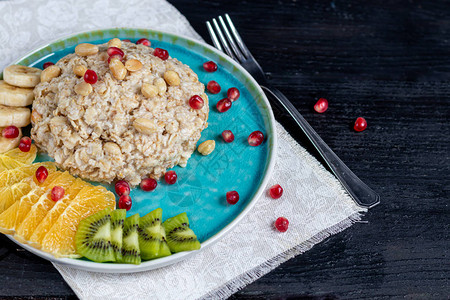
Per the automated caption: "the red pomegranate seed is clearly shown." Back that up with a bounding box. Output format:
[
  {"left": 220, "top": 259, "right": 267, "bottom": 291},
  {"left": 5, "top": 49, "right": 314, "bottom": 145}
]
[
  {"left": 115, "top": 180, "right": 130, "bottom": 196},
  {"left": 35, "top": 166, "right": 48, "bottom": 183},
  {"left": 140, "top": 178, "right": 157, "bottom": 192},
  {"left": 136, "top": 38, "right": 151, "bottom": 46},
  {"left": 354, "top": 117, "right": 367, "bottom": 132},
  {"left": 19, "top": 137, "right": 32, "bottom": 152},
  {"left": 203, "top": 61, "right": 218, "bottom": 72},
  {"left": 118, "top": 195, "right": 132, "bottom": 211},
  {"left": 227, "top": 87, "right": 240, "bottom": 102},
  {"left": 226, "top": 191, "right": 240, "bottom": 205},
  {"left": 248, "top": 131, "right": 264, "bottom": 146},
  {"left": 275, "top": 217, "right": 289, "bottom": 232},
  {"left": 107, "top": 47, "right": 124, "bottom": 57},
  {"left": 51, "top": 186, "right": 65, "bottom": 202},
  {"left": 2, "top": 126, "right": 19, "bottom": 139},
  {"left": 314, "top": 98, "right": 328, "bottom": 113},
  {"left": 43, "top": 62, "right": 54, "bottom": 69},
  {"left": 207, "top": 80, "right": 221, "bottom": 94},
  {"left": 222, "top": 130, "right": 234, "bottom": 143},
  {"left": 83, "top": 69, "right": 97, "bottom": 84},
  {"left": 216, "top": 98, "right": 232, "bottom": 112},
  {"left": 153, "top": 48, "right": 169, "bottom": 60},
  {"left": 164, "top": 171, "right": 177, "bottom": 185},
  {"left": 122, "top": 39, "right": 131, "bottom": 42},
  {"left": 107, "top": 54, "right": 124, "bottom": 64},
  {"left": 269, "top": 184, "right": 283, "bottom": 199},
  {"left": 189, "top": 95, "right": 204, "bottom": 110}
]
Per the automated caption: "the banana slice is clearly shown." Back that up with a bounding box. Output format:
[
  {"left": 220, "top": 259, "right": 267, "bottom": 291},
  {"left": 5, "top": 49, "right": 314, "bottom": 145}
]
[
  {"left": 0, "top": 127, "right": 22, "bottom": 153},
  {"left": 3, "top": 65, "right": 41, "bottom": 88},
  {"left": 0, "top": 105, "right": 31, "bottom": 127},
  {"left": 0, "top": 80, "right": 34, "bottom": 106}
]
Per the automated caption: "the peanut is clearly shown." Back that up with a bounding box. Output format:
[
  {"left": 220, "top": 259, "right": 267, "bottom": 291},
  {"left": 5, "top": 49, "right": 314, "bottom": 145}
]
[
  {"left": 125, "top": 59, "right": 143, "bottom": 72},
  {"left": 104, "top": 142, "right": 122, "bottom": 157},
  {"left": 74, "top": 82, "right": 93, "bottom": 96},
  {"left": 109, "top": 58, "right": 127, "bottom": 80},
  {"left": 40, "top": 65, "right": 61, "bottom": 83},
  {"left": 73, "top": 64, "right": 87, "bottom": 77},
  {"left": 74, "top": 43, "right": 99, "bottom": 56},
  {"left": 141, "top": 83, "right": 158, "bottom": 98},
  {"left": 197, "top": 140, "right": 215, "bottom": 156},
  {"left": 133, "top": 118, "right": 157, "bottom": 135},
  {"left": 154, "top": 78, "right": 167, "bottom": 95},
  {"left": 164, "top": 70, "right": 180, "bottom": 86},
  {"left": 107, "top": 38, "right": 122, "bottom": 48}
]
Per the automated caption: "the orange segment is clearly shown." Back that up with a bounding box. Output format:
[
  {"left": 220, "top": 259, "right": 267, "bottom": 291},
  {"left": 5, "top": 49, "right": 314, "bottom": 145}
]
[
  {"left": 0, "top": 145, "right": 37, "bottom": 172},
  {"left": 0, "top": 179, "right": 33, "bottom": 213},
  {"left": 0, "top": 162, "right": 56, "bottom": 188},
  {"left": 40, "top": 185, "right": 115, "bottom": 257}
]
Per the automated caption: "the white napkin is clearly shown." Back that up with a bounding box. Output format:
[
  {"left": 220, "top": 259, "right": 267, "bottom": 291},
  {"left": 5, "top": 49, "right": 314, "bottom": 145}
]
[{"left": 0, "top": 0, "right": 367, "bottom": 299}]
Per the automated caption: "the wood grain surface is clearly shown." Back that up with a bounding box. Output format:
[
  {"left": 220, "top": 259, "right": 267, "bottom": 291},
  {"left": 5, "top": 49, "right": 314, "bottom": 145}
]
[{"left": 1, "top": 0, "right": 449, "bottom": 299}]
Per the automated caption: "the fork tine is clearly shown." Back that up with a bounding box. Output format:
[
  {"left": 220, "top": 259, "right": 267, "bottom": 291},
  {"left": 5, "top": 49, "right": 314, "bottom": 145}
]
[
  {"left": 225, "top": 14, "right": 252, "bottom": 58},
  {"left": 218, "top": 16, "right": 245, "bottom": 62},
  {"left": 206, "top": 21, "right": 223, "bottom": 52},
  {"left": 212, "top": 18, "right": 236, "bottom": 60}
]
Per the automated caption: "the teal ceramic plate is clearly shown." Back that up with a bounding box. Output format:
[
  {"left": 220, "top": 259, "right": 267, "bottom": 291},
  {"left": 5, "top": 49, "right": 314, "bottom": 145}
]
[{"left": 4, "top": 28, "right": 276, "bottom": 273}]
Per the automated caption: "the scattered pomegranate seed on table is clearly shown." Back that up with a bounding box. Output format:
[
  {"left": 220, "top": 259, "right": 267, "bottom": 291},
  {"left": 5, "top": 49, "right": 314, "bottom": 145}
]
[
  {"left": 207, "top": 80, "right": 221, "bottom": 94},
  {"left": 43, "top": 62, "right": 54, "bottom": 69},
  {"left": 203, "top": 61, "right": 218, "bottom": 72},
  {"left": 314, "top": 98, "right": 328, "bottom": 113},
  {"left": 269, "top": 184, "right": 284, "bottom": 199},
  {"left": 164, "top": 171, "right": 177, "bottom": 185},
  {"left": 83, "top": 69, "right": 97, "bottom": 84},
  {"left": 18, "top": 137, "right": 32, "bottom": 152},
  {"left": 216, "top": 98, "right": 232, "bottom": 112},
  {"left": 354, "top": 117, "right": 367, "bottom": 132},
  {"left": 227, "top": 87, "right": 240, "bottom": 102},
  {"left": 153, "top": 48, "right": 169, "bottom": 60},
  {"left": 226, "top": 191, "right": 240, "bottom": 205},
  {"left": 51, "top": 186, "right": 65, "bottom": 202},
  {"left": 222, "top": 130, "right": 235, "bottom": 143},
  {"left": 118, "top": 195, "right": 132, "bottom": 211},
  {"left": 115, "top": 180, "right": 130, "bottom": 196},
  {"left": 140, "top": 178, "right": 157, "bottom": 192},
  {"left": 189, "top": 95, "right": 204, "bottom": 110},
  {"left": 136, "top": 38, "right": 151, "bottom": 46},
  {"left": 248, "top": 131, "right": 264, "bottom": 146},
  {"left": 35, "top": 166, "right": 48, "bottom": 183},
  {"left": 2, "top": 126, "right": 19, "bottom": 139},
  {"left": 275, "top": 217, "right": 289, "bottom": 232}
]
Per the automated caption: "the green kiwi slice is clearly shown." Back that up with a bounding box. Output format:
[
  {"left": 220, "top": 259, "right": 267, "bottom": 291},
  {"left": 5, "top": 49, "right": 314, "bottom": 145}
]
[
  {"left": 138, "top": 208, "right": 171, "bottom": 260},
  {"left": 110, "top": 209, "right": 126, "bottom": 262},
  {"left": 163, "top": 212, "right": 201, "bottom": 253},
  {"left": 75, "top": 208, "right": 115, "bottom": 262},
  {"left": 119, "top": 213, "right": 141, "bottom": 265}
]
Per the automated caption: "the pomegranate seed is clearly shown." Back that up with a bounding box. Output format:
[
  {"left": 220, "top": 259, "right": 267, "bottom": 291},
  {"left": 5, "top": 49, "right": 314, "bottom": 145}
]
[
  {"left": 203, "top": 61, "right": 218, "bottom": 72},
  {"left": 216, "top": 98, "right": 232, "bottom": 113},
  {"left": 207, "top": 80, "right": 221, "bottom": 94},
  {"left": 118, "top": 195, "right": 132, "bottom": 211},
  {"left": 153, "top": 48, "right": 169, "bottom": 60},
  {"left": 35, "top": 166, "right": 48, "bottom": 183},
  {"left": 107, "top": 54, "right": 124, "bottom": 64},
  {"left": 275, "top": 217, "right": 289, "bottom": 232},
  {"left": 227, "top": 87, "right": 240, "bottom": 102},
  {"left": 83, "top": 69, "right": 97, "bottom": 84},
  {"left": 115, "top": 180, "right": 130, "bottom": 196},
  {"left": 269, "top": 184, "right": 283, "bottom": 199},
  {"left": 107, "top": 47, "right": 124, "bottom": 58},
  {"left": 164, "top": 171, "right": 177, "bottom": 185},
  {"left": 222, "top": 130, "right": 234, "bottom": 143},
  {"left": 136, "top": 38, "right": 151, "bottom": 46},
  {"left": 43, "top": 62, "right": 54, "bottom": 69},
  {"left": 122, "top": 39, "right": 131, "bottom": 42},
  {"left": 140, "top": 178, "right": 157, "bottom": 191},
  {"left": 19, "top": 137, "right": 32, "bottom": 152},
  {"left": 314, "top": 98, "right": 328, "bottom": 113},
  {"left": 248, "top": 131, "right": 264, "bottom": 146},
  {"left": 51, "top": 186, "right": 65, "bottom": 202},
  {"left": 189, "top": 95, "right": 204, "bottom": 110},
  {"left": 2, "top": 126, "right": 19, "bottom": 139},
  {"left": 226, "top": 191, "right": 240, "bottom": 205},
  {"left": 354, "top": 117, "right": 367, "bottom": 132}
]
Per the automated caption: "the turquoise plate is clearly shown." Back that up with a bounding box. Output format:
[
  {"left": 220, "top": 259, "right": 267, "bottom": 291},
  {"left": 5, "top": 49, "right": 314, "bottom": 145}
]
[{"left": 4, "top": 28, "right": 277, "bottom": 273}]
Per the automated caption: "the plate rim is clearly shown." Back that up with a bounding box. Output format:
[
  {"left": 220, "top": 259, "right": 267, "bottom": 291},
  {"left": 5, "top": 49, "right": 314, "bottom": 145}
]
[{"left": 7, "top": 27, "right": 278, "bottom": 273}]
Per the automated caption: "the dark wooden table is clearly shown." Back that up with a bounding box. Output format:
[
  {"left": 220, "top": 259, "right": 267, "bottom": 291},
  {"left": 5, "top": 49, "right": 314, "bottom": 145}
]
[{"left": 1, "top": 0, "right": 449, "bottom": 298}]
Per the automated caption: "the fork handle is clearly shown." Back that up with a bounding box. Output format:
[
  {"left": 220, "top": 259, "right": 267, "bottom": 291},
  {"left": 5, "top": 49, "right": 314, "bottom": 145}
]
[{"left": 261, "top": 86, "right": 380, "bottom": 209}]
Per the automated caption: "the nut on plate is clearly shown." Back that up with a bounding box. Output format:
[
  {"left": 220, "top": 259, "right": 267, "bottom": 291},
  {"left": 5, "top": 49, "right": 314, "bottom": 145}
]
[
  {"left": 75, "top": 43, "right": 99, "bottom": 56},
  {"left": 109, "top": 58, "right": 127, "bottom": 80},
  {"left": 73, "top": 64, "right": 87, "bottom": 77},
  {"left": 197, "top": 140, "right": 215, "bottom": 156},
  {"left": 133, "top": 118, "right": 157, "bottom": 135},
  {"left": 154, "top": 78, "right": 167, "bottom": 95},
  {"left": 125, "top": 59, "right": 143, "bottom": 72},
  {"left": 40, "top": 65, "right": 61, "bottom": 83},
  {"left": 164, "top": 70, "right": 180, "bottom": 86},
  {"left": 141, "top": 83, "right": 158, "bottom": 98},
  {"left": 107, "top": 38, "right": 122, "bottom": 49},
  {"left": 74, "top": 82, "right": 93, "bottom": 96}
]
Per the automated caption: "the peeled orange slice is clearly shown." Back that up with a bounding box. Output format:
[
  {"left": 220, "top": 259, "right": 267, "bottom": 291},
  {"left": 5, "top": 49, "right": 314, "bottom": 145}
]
[
  {"left": 0, "top": 179, "right": 33, "bottom": 213},
  {"left": 0, "top": 145, "right": 37, "bottom": 172},
  {"left": 0, "top": 162, "right": 56, "bottom": 189}
]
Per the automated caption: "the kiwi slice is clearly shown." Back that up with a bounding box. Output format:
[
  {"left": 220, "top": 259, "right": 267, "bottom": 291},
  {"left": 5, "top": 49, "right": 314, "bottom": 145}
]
[
  {"left": 163, "top": 212, "right": 201, "bottom": 253},
  {"left": 110, "top": 209, "right": 126, "bottom": 262},
  {"left": 119, "top": 213, "right": 141, "bottom": 265},
  {"left": 138, "top": 208, "right": 171, "bottom": 260},
  {"left": 75, "top": 208, "right": 115, "bottom": 262}
]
